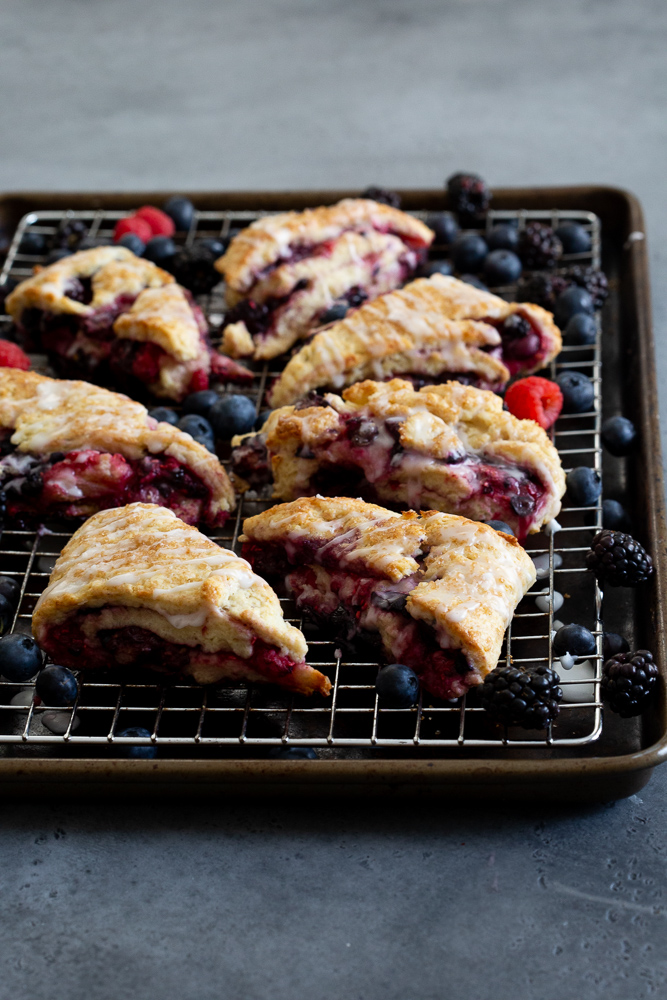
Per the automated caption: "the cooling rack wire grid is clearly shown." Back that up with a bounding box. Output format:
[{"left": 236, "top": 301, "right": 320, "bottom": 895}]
[{"left": 0, "top": 205, "right": 603, "bottom": 754}]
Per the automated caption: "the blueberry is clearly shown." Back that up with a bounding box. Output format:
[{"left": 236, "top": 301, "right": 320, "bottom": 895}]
[
  {"left": 552, "top": 624, "right": 596, "bottom": 658},
  {"left": 555, "top": 371, "right": 594, "bottom": 414},
  {"left": 148, "top": 406, "right": 179, "bottom": 425},
  {"left": 376, "top": 663, "right": 420, "bottom": 708},
  {"left": 0, "top": 634, "right": 42, "bottom": 681},
  {"left": 20, "top": 232, "right": 47, "bottom": 255},
  {"left": 163, "top": 196, "right": 195, "bottom": 231},
  {"left": 603, "top": 632, "right": 630, "bottom": 659},
  {"left": 255, "top": 409, "right": 272, "bottom": 430},
  {"left": 419, "top": 259, "right": 453, "bottom": 278},
  {"left": 45, "top": 248, "right": 72, "bottom": 264},
  {"left": 555, "top": 223, "right": 592, "bottom": 255},
  {"left": 319, "top": 302, "right": 348, "bottom": 325},
  {"left": 176, "top": 414, "right": 215, "bottom": 451},
  {"left": 426, "top": 211, "right": 459, "bottom": 245},
  {"left": 564, "top": 313, "right": 597, "bottom": 346},
  {"left": 116, "top": 726, "right": 157, "bottom": 759},
  {"left": 459, "top": 274, "right": 489, "bottom": 291},
  {"left": 183, "top": 389, "right": 218, "bottom": 417},
  {"left": 118, "top": 232, "right": 146, "bottom": 256},
  {"left": 451, "top": 234, "right": 488, "bottom": 273},
  {"left": 0, "top": 576, "right": 20, "bottom": 608},
  {"left": 487, "top": 223, "right": 519, "bottom": 252},
  {"left": 483, "top": 519, "right": 515, "bottom": 536},
  {"left": 483, "top": 249, "right": 522, "bottom": 285},
  {"left": 554, "top": 286, "right": 595, "bottom": 328},
  {"left": 602, "top": 499, "right": 631, "bottom": 532},
  {"left": 566, "top": 467, "right": 601, "bottom": 507},
  {"left": 601, "top": 416, "right": 636, "bottom": 457},
  {"left": 0, "top": 595, "right": 13, "bottom": 636},
  {"left": 143, "top": 236, "right": 176, "bottom": 265},
  {"left": 197, "top": 237, "right": 226, "bottom": 257},
  {"left": 268, "top": 746, "right": 317, "bottom": 760},
  {"left": 35, "top": 664, "right": 78, "bottom": 706},
  {"left": 209, "top": 395, "right": 257, "bottom": 438}
]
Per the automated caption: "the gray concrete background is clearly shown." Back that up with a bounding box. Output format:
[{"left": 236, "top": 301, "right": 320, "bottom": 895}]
[{"left": 1, "top": 1, "right": 666, "bottom": 997}]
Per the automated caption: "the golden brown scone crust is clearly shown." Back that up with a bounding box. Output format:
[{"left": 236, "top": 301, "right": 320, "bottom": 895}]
[
  {"left": 5, "top": 246, "right": 173, "bottom": 320},
  {"left": 421, "top": 274, "right": 562, "bottom": 368},
  {"left": 32, "top": 504, "right": 329, "bottom": 694},
  {"left": 113, "top": 284, "right": 204, "bottom": 362},
  {"left": 0, "top": 369, "right": 234, "bottom": 520},
  {"left": 251, "top": 379, "right": 565, "bottom": 532},
  {"left": 268, "top": 279, "right": 509, "bottom": 407},
  {"left": 241, "top": 497, "right": 536, "bottom": 678},
  {"left": 267, "top": 272, "right": 562, "bottom": 407},
  {"left": 216, "top": 199, "right": 434, "bottom": 295}
]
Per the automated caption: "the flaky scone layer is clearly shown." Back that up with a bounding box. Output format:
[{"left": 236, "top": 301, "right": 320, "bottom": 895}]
[
  {"left": 5, "top": 246, "right": 173, "bottom": 320},
  {"left": 0, "top": 369, "right": 234, "bottom": 519},
  {"left": 32, "top": 504, "right": 308, "bottom": 667},
  {"left": 249, "top": 379, "right": 565, "bottom": 532},
  {"left": 241, "top": 496, "right": 536, "bottom": 679},
  {"left": 216, "top": 198, "right": 434, "bottom": 295},
  {"left": 113, "top": 283, "right": 204, "bottom": 362}
]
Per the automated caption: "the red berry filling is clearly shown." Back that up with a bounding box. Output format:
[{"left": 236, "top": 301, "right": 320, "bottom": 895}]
[
  {"left": 40, "top": 615, "right": 318, "bottom": 694},
  {"left": 1, "top": 448, "right": 223, "bottom": 527},
  {"left": 504, "top": 376, "right": 563, "bottom": 430}
]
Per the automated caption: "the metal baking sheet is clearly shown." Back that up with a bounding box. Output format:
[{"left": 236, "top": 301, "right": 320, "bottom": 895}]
[{"left": 0, "top": 186, "right": 664, "bottom": 800}]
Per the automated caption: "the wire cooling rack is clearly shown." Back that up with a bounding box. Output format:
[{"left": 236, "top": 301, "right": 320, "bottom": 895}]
[{"left": 0, "top": 204, "right": 604, "bottom": 754}]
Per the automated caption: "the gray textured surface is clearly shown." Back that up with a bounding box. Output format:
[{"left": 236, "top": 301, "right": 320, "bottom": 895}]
[{"left": 1, "top": 1, "right": 666, "bottom": 997}]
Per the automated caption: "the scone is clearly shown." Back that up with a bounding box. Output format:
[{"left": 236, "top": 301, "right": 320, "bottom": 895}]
[
  {"left": 6, "top": 246, "right": 252, "bottom": 401},
  {"left": 240, "top": 497, "right": 536, "bottom": 700},
  {"left": 231, "top": 379, "right": 565, "bottom": 541},
  {"left": 32, "top": 503, "right": 330, "bottom": 696},
  {"left": 216, "top": 198, "right": 434, "bottom": 360},
  {"left": 0, "top": 368, "right": 234, "bottom": 527},
  {"left": 267, "top": 273, "right": 562, "bottom": 407}
]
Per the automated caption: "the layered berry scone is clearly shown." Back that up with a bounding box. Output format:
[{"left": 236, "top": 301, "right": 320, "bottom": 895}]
[
  {"left": 216, "top": 199, "right": 434, "bottom": 361},
  {"left": 33, "top": 503, "right": 330, "bottom": 696},
  {"left": 240, "top": 497, "right": 536, "bottom": 700},
  {"left": 5, "top": 246, "right": 251, "bottom": 401},
  {"left": 267, "top": 273, "right": 562, "bottom": 407},
  {"left": 232, "top": 379, "right": 565, "bottom": 541},
  {"left": 0, "top": 369, "right": 234, "bottom": 527}
]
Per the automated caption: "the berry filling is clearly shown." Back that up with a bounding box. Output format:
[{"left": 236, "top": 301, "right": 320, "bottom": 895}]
[
  {"left": 40, "top": 613, "right": 317, "bottom": 694},
  {"left": 0, "top": 446, "right": 223, "bottom": 527},
  {"left": 486, "top": 311, "right": 550, "bottom": 376},
  {"left": 232, "top": 408, "right": 547, "bottom": 540},
  {"left": 241, "top": 548, "right": 480, "bottom": 700}
]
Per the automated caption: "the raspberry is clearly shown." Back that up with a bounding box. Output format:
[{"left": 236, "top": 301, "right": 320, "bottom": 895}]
[
  {"left": 504, "top": 376, "right": 563, "bottom": 430},
  {"left": 188, "top": 369, "right": 210, "bottom": 393},
  {"left": 113, "top": 217, "right": 153, "bottom": 244},
  {"left": 0, "top": 340, "right": 31, "bottom": 370},
  {"left": 135, "top": 206, "right": 176, "bottom": 238}
]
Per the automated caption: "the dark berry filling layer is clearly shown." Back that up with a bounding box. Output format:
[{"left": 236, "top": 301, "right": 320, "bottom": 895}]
[
  {"left": 486, "top": 311, "right": 549, "bottom": 375},
  {"left": 0, "top": 446, "right": 223, "bottom": 527},
  {"left": 40, "top": 614, "right": 307, "bottom": 691}
]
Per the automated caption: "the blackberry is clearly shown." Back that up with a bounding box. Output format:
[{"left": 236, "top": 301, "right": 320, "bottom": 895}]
[
  {"left": 170, "top": 244, "right": 221, "bottom": 296},
  {"left": 516, "top": 272, "right": 570, "bottom": 310},
  {"left": 565, "top": 266, "right": 608, "bottom": 310},
  {"left": 446, "top": 172, "right": 491, "bottom": 226},
  {"left": 586, "top": 529, "right": 653, "bottom": 586},
  {"left": 518, "top": 223, "right": 563, "bottom": 269},
  {"left": 360, "top": 186, "right": 401, "bottom": 209},
  {"left": 222, "top": 299, "right": 270, "bottom": 335},
  {"left": 346, "top": 287, "right": 368, "bottom": 308},
  {"left": 602, "top": 650, "right": 659, "bottom": 717},
  {"left": 49, "top": 219, "right": 87, "bottom": 252},
  {"left": 480, "top": 664, "right": 562, "bottom": 729}
]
